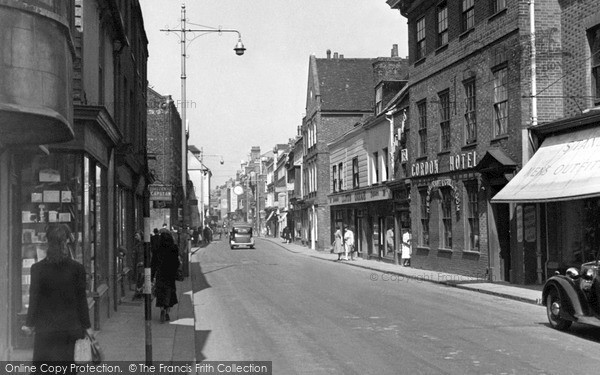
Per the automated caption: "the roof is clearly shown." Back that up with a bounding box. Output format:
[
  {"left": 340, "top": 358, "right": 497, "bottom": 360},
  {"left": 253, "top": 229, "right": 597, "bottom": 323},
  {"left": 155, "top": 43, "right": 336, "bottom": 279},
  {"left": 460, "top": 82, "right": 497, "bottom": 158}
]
[{"left": 313, "top": 57, "right": 375, "bottom": 112}]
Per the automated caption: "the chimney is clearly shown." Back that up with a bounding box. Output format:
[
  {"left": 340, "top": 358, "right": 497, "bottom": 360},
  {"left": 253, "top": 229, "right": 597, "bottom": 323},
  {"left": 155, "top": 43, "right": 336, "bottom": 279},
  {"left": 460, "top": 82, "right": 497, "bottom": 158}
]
[
  {"left": 391, "top": 44, "right": 398, "bottom": 57},
  {"left": 333, "top": 52, "right": 338, "bottom": 59},
  {"left": 339, "top": 54, "right": 344, "bottom": 59},
  {"left": 326, "top": 49, "right": 331, "bottom": 59}
]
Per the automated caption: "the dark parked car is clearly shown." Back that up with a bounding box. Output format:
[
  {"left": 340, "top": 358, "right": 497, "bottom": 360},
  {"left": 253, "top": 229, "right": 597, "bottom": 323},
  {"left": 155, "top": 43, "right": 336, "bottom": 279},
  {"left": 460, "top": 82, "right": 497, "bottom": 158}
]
[
  {"left": 542, "top": 258, "right": 600, "bottom": 330},
  {"left": 229, "top": 223, "right": 255, "bottom": 249}
]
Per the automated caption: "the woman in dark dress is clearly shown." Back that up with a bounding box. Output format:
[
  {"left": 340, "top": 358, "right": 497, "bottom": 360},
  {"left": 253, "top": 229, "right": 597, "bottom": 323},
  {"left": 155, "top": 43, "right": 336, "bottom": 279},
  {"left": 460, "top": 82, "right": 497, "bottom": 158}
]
[
  {"left": 22, "top": 224, "right": 92, "bottom": 374},
  {"left": 154, "top": 231, "right": 180, "bottom": 322}
]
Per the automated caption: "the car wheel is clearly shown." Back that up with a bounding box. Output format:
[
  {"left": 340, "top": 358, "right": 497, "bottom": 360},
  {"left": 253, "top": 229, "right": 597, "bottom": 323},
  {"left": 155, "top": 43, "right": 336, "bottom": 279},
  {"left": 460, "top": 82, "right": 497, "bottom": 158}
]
[
  {"left": 250, "top": 245, "right": 255, "bottom": 249},
  {"left": 546, "top": 287, "right": 572, "bottom": 331},
  {"left": 230, "top": 246, "right": 234, "bottom": 249}
]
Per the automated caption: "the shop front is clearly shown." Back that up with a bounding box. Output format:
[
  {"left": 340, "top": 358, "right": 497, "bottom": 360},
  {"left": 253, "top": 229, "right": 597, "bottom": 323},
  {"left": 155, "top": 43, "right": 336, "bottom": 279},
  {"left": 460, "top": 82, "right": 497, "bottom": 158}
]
[
  {"left": 492, "top": 114, "right": 600, "bottom": 284},
  {"left": 329, "top": 185, "right": 394, "bottom": 261}
]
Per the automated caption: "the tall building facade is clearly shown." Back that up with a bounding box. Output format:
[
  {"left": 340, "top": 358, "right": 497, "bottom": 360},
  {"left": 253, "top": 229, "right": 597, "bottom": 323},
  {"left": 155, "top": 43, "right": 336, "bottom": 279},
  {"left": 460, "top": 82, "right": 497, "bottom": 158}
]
[
  {"left": 387, "top": 0, "right": 600, "bottom": 283},
  {"left": 0, "top": 0, "right": 149, "bottom": 359}
]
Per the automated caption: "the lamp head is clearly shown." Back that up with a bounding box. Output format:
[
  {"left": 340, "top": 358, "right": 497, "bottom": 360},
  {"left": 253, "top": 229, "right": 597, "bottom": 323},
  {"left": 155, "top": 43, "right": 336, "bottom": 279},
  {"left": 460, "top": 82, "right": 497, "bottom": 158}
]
[{"left": 234, "top": 38, "right": 246, "bottom": 56}]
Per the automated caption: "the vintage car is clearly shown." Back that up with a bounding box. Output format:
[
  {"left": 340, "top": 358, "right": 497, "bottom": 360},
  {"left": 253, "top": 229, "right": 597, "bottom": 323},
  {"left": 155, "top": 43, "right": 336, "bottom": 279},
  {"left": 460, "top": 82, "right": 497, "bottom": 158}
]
[
  {"left": 542, "top": 259, "right": 600, "bottom": 330},
  {"left": 229, "top": 223, "right": 255, "bottom": 249}
]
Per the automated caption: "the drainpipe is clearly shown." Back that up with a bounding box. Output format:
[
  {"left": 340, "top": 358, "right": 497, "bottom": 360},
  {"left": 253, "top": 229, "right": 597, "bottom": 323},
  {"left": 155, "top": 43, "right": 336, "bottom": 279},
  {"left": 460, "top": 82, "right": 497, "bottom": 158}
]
[
  {"left": 529, "top": 0, "right": 543, "bottom": 284},
  {"left": 386, "top": 109, "right": 399, "bottom": 265}
]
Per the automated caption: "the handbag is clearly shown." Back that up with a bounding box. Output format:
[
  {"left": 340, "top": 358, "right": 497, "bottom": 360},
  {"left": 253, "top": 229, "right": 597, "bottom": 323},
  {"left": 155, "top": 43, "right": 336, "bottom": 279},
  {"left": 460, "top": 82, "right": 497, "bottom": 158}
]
[{"left": 74, "top": 331, "right": 103, "bottom": 364}]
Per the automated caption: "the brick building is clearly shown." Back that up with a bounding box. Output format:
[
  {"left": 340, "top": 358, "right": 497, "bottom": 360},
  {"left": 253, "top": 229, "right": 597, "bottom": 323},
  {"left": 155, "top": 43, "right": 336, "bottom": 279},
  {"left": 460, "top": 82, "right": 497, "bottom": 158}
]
[
  {"left": 147, "top": 88, "right": 183, "bottom": 230},
  {"left": 301, "top": 51, "right": 376, "bottom": 250},
  {"left": 387, "top": 0, "right": 600, "bottom": 284}
]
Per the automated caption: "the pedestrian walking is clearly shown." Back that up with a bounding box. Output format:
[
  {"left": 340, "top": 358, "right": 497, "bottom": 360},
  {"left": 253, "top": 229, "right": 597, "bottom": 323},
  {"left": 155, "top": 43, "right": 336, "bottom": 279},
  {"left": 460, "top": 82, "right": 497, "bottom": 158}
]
[
  {"left": 133, "top": 230, "right": 145, "bottom": 299},
  {"left": 331, "top": 225, "right": 344, "bottom": 261},
  {"left": 344, "top": 224, "right": 355, "bottom": 261},
  {"left": 22, "top": 224, "right": 93, "bottom": 374},
  {"left": 386, "top": 227, "right": 395, "bottom": 255},
  {"left": 401, "top": 229, "right": 412, "bottom": 267},
  {"left": 154, "top": 231, "right": 180, "bottom": 323}
]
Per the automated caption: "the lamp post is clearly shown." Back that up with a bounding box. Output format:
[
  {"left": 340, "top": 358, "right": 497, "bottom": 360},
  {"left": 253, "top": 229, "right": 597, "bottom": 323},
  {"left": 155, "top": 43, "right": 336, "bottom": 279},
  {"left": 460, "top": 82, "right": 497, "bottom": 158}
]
[{"left": 160, "top": 3, "right": 245, "bottom": 243}]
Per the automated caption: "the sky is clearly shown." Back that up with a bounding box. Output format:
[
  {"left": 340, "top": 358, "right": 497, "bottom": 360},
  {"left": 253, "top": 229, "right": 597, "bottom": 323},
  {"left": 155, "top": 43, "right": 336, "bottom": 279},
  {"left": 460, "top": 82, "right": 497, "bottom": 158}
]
[{"left": 140, "top": 0, "right": 408, "bottom": 187}]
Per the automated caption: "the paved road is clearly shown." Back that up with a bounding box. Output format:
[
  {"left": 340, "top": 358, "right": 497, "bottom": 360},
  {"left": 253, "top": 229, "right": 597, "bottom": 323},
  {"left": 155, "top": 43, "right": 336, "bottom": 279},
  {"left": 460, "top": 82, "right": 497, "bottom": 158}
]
[{"left": 191, "top": 238, "right": 600, "bottom": 375}]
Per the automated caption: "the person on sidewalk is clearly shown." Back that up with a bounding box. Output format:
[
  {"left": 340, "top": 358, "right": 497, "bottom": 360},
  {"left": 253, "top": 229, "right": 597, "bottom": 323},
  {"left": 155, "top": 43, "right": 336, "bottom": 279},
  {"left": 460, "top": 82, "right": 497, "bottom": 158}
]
[
  {"left": 401, "top": 229, "right": 412, "bottom": 267},
  {"left": 343, "top": 224, "right": 355, "bottom": 261},
  {"left": 133, "top": 230, "right": 145, "bottom": 299},
  {"left": 22, "top": 224, "right": 93, "bottom": 374},
  {"left": 331, "top": 225, "right": 344, "bottom": 261},
  {"left": 154, "top": 231, "right": 180, "bottom": 323},
  {"left": 386, "top": 227, "right": 394, "bottom": 256}
]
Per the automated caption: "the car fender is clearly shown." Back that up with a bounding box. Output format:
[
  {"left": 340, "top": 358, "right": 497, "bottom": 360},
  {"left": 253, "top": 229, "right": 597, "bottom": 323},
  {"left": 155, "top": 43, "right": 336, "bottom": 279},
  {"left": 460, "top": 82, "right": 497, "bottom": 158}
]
[{"left": 543, "top": 276, "right": 584, "bottom": 317}]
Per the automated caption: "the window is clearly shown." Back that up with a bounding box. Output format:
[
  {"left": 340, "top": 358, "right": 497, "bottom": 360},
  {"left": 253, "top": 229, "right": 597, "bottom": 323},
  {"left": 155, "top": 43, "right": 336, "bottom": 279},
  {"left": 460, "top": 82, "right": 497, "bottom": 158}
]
[
  {"left": 439, "top": 90, "right": 451, "bottom": 151},
  {"left": 417, "top": 100, "right": 428, "bottom": 156},
  {"left": 419, "top": 190, "right": 430, "bottom": 247},
  {"left": 332, "top": 165, "right": 337, "bottom": 193},
  {"left": 338, "top": 162, "right": 343, "bottom": 191},
  {"left": 416, "top": 17, "right": 426, "bottom": 60},
  {"left": 383, "top": 148, "right": 389, "bottom": 182},
  {"left": 492, "top": 0, "right": 506, "bottom": 14},
  {"left": 464, "top": 79, "right": 477, "bottom": 144},
  {"left": 465, "top": 182, "right": 480, "bottom": 251},
  {"left": 375, "top": 85, "right": 383, "bottom": 115},
  {"left": 372, "top": 152, "right": 379, "bottom": 184},
  {"left": 441, "top": 188, "right": 453, "bottom": 249},
  {"left": 437, "top": 2, "right": 448, "bottom": 47},
  {"left": 462, "top": 0, "right": 475, "bottom": 32},
  {"left": 352, "top": 157, "right": 359, "bottom": 188},
  {"left": 589, "top": 26, "right": 600, "bottom": 105},
  {"left": 493, "top": 67, "right": 508, "bottom": 136}
]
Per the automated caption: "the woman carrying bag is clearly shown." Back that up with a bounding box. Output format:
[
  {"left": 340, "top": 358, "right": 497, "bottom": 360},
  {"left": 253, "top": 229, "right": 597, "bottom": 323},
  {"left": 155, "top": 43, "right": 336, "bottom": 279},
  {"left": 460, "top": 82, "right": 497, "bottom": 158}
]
[{"left": 22, "top": 224, "right": 94, "bottom": 374}]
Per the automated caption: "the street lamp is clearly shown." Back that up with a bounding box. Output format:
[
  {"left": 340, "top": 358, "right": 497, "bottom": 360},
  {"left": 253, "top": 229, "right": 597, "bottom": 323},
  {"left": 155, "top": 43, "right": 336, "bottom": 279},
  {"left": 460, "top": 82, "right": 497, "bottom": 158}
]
[{"left": 160, "top": 4, "right": 245, "bottom": 242}]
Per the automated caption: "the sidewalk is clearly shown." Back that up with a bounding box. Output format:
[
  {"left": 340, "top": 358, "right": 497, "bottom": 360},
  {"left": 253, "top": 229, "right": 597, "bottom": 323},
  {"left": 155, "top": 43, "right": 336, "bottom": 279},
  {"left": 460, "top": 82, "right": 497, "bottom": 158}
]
[
  {"left": 259, "top": 236, "right": 544, "bottom": 306},
  {"left": 95, "top": 267, "right": 196, "bottom": 363}
]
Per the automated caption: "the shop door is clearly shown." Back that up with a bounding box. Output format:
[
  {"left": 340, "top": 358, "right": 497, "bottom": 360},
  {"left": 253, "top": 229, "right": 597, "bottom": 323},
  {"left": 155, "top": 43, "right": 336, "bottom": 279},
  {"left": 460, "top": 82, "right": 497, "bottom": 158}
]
[{"left": 489, "top": 197, "right": 511, "bottom": 282}]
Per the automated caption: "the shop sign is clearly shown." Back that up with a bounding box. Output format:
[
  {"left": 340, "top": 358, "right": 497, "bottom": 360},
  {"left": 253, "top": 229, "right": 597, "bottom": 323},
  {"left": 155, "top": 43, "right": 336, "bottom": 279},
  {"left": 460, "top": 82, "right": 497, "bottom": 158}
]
[
  {"left": 411, "top": 150, "right": 477, "bottom": 177},
  {"left": 329, "top": 186, "right": 391, "bottom": 206},
  {"left": 150, "top": 186, "right": 172, "bottom": 201},
  {"left": 516, "top": 205, "right": 523, "bottom": 242},
  {"left": 524, "top": 205, "right": 536, "bottom": 243},
  {"left": 426, "top": 178, "right": 461, "bottom": 213}
]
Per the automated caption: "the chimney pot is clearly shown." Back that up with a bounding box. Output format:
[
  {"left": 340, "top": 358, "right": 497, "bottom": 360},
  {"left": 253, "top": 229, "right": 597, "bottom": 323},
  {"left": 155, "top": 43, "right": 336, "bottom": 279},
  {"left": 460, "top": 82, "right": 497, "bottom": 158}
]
[
  {"left": 339, "top": 54, "right": 344, "bottom": 59},
  {"left": 334, "top": 52, "right": 338, "bottom": 59},
  {"left": 326, "top": 49, "right": 331, "bottom": 59},
  {"left": 391, "top": 44, "right": 399, "bottom": 57}
]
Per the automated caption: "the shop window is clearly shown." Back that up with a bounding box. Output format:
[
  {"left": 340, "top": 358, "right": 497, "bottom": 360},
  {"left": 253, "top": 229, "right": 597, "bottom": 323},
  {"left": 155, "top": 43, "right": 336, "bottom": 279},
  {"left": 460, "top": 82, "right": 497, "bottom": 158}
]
[
  {"left": 437, "top": 2, "right": 448, "bottom": 47},
  {"left": 419, "top": 189, "right": 430, "bottom": 247},
  {"left": 462, "top": 0, "right": 475, "bottom": 32},
  {"left": 416, "top": 16, "right": 426, "bottom": 60},
  {"left": 493, "top": 66, "right": 508, "bottom": 136},
  {"left": 464, "top": 79, "right": 477, "bottom": 144},
  {"left": 439, "top": 90, "right": 451, "bottom": 151},
  {"left": 352, "top": 157, "right": 359, "bottom": 188},
  {"left": 465, "top": 182, "right": 480, "bottom": 251},
  {"left": 440, "top": 187, "right": 453, "bottom": 249},
  {"left": 19, "top": 153, "right": 85, "bottom": 315},
  {"left": 418, "top": 100, "right": 428, "bottom": 156}
]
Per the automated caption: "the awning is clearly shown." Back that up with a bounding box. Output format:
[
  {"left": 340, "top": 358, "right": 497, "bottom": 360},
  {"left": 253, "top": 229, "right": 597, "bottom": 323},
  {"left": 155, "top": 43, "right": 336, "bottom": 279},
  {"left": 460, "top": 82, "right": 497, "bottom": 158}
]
[{"left": 491, "top": 126, "right": 600, "bottom": 203}]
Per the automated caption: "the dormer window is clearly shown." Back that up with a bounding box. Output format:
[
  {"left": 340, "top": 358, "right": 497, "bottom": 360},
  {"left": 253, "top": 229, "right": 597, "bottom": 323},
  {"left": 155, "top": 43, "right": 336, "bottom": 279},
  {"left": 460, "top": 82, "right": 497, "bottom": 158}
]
[{"left": 375, "top": 85, "right": 383, "bottom": 115}]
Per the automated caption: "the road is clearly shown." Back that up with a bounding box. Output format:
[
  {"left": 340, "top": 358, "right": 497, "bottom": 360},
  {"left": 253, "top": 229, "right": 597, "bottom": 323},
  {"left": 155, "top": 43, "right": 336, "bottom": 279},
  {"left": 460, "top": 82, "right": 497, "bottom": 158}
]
[{"left": 191, "top": 237, "right": 600, "bottom": 375}]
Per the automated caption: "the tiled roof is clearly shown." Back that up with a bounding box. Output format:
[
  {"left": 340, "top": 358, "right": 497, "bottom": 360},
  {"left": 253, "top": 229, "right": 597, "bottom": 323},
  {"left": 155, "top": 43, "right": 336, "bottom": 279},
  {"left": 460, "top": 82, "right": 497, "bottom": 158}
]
[{"left": 315, "top": 58, "right": 375, "bottom": 112}]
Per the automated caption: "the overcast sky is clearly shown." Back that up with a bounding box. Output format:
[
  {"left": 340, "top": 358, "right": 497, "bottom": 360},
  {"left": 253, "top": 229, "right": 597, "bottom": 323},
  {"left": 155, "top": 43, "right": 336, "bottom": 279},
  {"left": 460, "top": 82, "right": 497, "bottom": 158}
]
[{"left": 140, "top": 0, "right": 408, "bottom": 186}]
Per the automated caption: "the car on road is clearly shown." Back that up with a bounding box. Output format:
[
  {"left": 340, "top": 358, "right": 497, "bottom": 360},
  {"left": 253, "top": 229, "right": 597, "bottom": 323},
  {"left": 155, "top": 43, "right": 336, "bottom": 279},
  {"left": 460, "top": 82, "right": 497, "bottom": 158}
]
[
  {"left": 229, "top": 223, "right": 255, "bottom": 249},
  {"left": 542, "top": 258, "right": 600, "bottom": 331}
]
